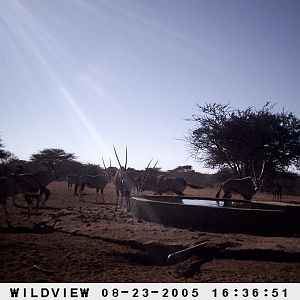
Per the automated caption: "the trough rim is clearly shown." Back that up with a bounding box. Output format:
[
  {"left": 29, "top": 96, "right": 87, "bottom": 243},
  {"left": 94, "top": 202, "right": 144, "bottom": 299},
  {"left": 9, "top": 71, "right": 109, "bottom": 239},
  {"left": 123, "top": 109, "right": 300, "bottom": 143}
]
[{"left": 131, "top": 196, "right": 291, "bottom": 213}]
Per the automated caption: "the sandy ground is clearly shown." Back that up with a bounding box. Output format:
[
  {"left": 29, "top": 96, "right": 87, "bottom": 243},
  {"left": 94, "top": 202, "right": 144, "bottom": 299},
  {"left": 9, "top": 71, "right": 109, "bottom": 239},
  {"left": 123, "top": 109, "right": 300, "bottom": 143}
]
[{"left": 0, "top": 182, "right": 300, "bottom": 282}]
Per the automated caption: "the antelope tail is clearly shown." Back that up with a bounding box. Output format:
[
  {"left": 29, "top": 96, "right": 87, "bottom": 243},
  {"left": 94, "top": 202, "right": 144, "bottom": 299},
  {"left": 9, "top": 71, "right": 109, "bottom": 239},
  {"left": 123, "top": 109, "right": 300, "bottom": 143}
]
[
  {"left": 187, "top": 183, "right": 203, "bottom": 190},
  {"left": 215, "top": 185, "right": 222, "bottom": 198}
]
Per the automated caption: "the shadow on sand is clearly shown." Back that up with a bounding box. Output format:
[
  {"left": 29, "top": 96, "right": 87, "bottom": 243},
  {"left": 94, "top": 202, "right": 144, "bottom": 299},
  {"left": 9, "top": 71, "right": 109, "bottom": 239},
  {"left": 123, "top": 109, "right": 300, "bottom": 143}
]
[{"left": 0, "top": 223, "right": 55, "bottom": 234}]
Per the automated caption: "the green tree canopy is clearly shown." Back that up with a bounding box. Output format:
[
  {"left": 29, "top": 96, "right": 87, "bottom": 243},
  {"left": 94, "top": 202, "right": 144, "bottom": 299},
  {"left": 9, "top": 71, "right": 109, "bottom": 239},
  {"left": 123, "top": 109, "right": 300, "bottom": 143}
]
[
  {"left": 30, "top": 148, "right": 77, "bottom": 171},
  {"left": 82, "top": 163, "right": 103, "bottom": 175},
  {"left": 59, "top": 160, "right": 85, "bottom": 178},
  {"left": 168, "top": 165, "right": 194, "bottom": 173},
  {"left": 0, "top": 137, "right": 18, "bottom": 176},
  {"left": 0, "top": 137, "right": 8, "bottom": 161},
  {"left": 0, "top": 137, "right": 18, "bottom": 164},
  {"left": 185, "top": 103, "right": 300, "bottom": 178}
]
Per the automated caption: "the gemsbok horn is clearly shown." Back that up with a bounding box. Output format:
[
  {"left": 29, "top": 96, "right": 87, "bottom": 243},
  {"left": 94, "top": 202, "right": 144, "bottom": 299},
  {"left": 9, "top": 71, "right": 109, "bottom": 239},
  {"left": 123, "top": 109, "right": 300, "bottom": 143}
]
[{"left": 113, "top": 146, "right": 133, "bottom": 211}]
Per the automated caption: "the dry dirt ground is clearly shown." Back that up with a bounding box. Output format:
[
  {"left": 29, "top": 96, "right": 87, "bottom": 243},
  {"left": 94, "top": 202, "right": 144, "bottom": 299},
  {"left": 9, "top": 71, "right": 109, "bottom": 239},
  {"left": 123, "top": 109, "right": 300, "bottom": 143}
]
[{"left": 1, "top": 182, "right": 300, "bottom": 283}]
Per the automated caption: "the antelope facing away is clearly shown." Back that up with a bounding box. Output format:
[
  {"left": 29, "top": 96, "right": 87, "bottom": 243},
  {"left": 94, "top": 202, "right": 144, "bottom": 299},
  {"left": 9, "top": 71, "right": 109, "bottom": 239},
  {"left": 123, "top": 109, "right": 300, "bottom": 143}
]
[
  {"left": 216, "top": 161, "right": 265, "bottom": 201},
  {"left": 113, "top": 146, "right": 134, "bottom": 211},
  {"left": 0, "top": 174, "right": 42, "bottom": 227}
]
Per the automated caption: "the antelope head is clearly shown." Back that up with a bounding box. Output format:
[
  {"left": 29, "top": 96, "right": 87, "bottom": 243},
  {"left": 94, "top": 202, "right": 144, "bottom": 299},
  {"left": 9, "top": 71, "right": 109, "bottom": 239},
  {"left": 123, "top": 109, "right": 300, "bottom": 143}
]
[{"left": 140, "top": 158, "right": 159, "bottom": 191}]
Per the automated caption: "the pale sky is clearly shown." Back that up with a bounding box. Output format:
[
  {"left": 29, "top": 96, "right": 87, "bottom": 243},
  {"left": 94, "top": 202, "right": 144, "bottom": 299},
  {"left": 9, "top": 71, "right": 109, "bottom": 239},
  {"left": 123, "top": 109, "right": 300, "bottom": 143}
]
[{"left": 1, "top": 0, "right": 299, "bottom": 173}]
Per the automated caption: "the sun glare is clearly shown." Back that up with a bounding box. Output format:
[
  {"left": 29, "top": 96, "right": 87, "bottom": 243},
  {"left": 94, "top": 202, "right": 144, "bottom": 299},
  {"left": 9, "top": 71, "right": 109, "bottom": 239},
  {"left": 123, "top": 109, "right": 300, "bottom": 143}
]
[{"left": 0, "top": 0, "right": 113, "bottom": 159}]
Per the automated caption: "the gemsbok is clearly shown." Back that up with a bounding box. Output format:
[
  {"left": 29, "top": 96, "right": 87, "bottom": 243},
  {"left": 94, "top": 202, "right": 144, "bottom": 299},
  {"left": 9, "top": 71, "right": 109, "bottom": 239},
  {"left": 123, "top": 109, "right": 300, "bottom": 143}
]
[
  {"left": 13, "top": 167, "right": 54, "bottom": 206},
  {"left": 113, "top": 146, "right": 134, "bottom": 211},
  {"left": 0, "top": 177, "right": 11, "bottom": 226},
  {"left": 272, "top": 183, "right": 283, "bottom": 202},
  {"left": 142, "top": 175, "right": 203, "bottom": 196},
  {"left": 216, "top": 161, "right": 265, "bottom": 201},
  {"left": 140, "top": 160, "right": 203, "bottom": 196},
  {"left": 77, "top": 158, "right": 111, "bottom": 202},
  {"left": 0, "top": 174, "right": 42, "bottom": 226},
  {"left": 32, "top": 170, "right": 55, "bottom": 204},
  {"left": 78, "top": 174, "right": 110, "bottom": 202},
  {"left": 67, "top": 174, "right": 79, "bottom": 194}
]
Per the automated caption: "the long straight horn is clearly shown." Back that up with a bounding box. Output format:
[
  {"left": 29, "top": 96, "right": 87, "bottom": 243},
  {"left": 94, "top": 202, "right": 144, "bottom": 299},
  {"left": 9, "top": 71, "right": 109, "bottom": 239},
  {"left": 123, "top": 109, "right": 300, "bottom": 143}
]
[
  {"left": 113, "top": 146, "right": 122, "bottom": 169},
  {"left": 258, "top": 160, "right": 265, "bottom": 181},
  {"left": 142, "top": 158, "right": 153, "bottom": 182},
  {"left": 144, "top": 159, "right": 159, "bottom": 182},
  {"left": 145, "top": 158, "right": 153, "bottom": 172},
  {"left": 251, "top": 160, "right": 257, "bottom": 179},
  {"left": 152, "top": 159, "right": 159, "bottom": 170},
  {"left": 124, "top": 146, "right": 128, "bottom": 171},
  {"left": 102, "top": 157, "right": 107, "bottom": 170}
]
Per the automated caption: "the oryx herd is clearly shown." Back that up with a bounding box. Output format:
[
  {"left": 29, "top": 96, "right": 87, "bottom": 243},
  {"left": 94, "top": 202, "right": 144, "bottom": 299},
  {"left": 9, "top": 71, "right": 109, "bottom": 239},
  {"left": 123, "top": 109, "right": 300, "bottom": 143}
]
[{"left": 0, "top": 147, "right": 284, "bottom": 227}]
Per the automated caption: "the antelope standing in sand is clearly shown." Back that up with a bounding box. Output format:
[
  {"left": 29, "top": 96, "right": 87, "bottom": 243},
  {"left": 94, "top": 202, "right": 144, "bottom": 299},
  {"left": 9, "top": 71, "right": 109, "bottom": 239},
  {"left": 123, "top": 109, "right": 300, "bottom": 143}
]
[
  {"left": 0, "top": 174, "right": 42, "bottom": 226},
  {"left": 272, "top": 183, "right": 283, "bottom": 202},
  {"left": 77, "top": 158, "right": 111, "bottom": 202},
  {"left": 216, "top": 161, "right": 265, "bottom": 201},
  {"left": 78, "top": 174, "right": 110, "bottom": 202},
  {"left": 67, "top": 174, "right": 79, "bottom": 194},
  {"left": 32, "top": 170, "right": 55, "bottom": 204},
  {"left": 0, "top": 177, "right": 11, "bottom": 226},
  {"left": 113, "top": 146, "right": 134, "bottom": 211},
  {"left": 13, "top": 166, "right": 54, "bottom": 205}
]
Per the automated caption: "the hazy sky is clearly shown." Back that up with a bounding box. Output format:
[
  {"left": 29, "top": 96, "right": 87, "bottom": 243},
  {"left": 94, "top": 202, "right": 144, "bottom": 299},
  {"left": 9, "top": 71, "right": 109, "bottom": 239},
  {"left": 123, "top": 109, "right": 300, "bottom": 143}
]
[{"left": 1, "top": 0, "right": 299, "bottom": 173}]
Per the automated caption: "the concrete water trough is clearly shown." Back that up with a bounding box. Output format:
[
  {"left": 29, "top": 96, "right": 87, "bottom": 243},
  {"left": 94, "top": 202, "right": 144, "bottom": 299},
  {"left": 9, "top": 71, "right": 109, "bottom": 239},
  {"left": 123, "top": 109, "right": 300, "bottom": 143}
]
[{"left": 130, "top": 195, "right": 300, "bottom": 235}]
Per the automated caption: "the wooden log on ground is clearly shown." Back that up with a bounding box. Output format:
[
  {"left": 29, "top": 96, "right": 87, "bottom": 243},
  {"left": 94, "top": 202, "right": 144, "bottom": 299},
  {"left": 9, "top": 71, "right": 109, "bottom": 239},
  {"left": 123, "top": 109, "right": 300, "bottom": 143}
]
[
  {"left": 167, "top": 241, "right": 208, "bottom": 264},
  {"left": 31, "top": 265, "right": 54, "bottom": 276}
]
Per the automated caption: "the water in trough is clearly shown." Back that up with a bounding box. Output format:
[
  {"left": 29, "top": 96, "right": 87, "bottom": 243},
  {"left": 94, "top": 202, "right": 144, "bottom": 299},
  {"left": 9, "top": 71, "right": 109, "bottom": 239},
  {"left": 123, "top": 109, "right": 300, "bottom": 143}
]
[{"left": 182, "top": 199, "right": 225, "bottom": 207}]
